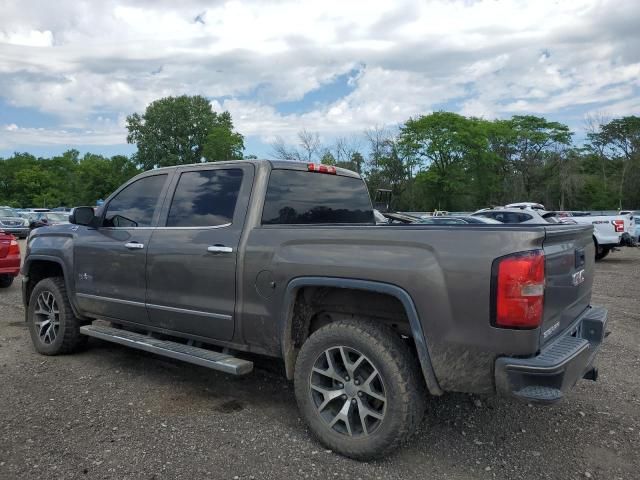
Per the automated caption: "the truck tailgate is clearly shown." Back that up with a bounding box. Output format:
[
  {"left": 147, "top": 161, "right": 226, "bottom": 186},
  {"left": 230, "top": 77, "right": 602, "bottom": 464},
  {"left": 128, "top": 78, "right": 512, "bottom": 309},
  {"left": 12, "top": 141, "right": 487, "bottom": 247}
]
[{"left": 541, "top": 224, "right": 594, "bottom": 345}]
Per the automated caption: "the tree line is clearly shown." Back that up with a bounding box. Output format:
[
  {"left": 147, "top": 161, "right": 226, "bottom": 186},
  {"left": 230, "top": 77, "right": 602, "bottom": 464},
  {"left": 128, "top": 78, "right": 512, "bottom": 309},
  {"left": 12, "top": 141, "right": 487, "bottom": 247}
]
[
  {"left": 271, "top": 113, "right": 640, "bottom": 212},
  {"left": 0, "top": 94, "right": 638, "bottom": 211}
]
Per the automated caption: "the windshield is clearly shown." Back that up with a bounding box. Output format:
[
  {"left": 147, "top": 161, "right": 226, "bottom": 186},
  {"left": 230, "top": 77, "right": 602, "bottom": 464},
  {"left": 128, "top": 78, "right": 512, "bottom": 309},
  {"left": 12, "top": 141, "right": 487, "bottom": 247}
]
[
  {"left": 47, "top": 213, "right": 69, "bottom": 222},
  {"left": 0, "top": 208, "right": 16, "bottom": 217}
]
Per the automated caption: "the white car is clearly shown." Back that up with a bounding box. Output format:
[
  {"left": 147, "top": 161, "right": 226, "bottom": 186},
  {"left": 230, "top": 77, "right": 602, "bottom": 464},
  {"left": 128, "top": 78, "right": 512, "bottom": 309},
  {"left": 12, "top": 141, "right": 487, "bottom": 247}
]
[{"left": 471, "top": 207, "right": 552, "bottom": 224}]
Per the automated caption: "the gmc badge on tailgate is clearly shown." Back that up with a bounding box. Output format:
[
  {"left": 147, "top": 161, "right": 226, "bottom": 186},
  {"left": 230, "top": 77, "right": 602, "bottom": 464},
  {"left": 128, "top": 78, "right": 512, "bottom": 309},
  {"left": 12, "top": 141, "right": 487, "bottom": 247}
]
[{"left": 572, "top": 269, "right": 586, "bottom": 286}]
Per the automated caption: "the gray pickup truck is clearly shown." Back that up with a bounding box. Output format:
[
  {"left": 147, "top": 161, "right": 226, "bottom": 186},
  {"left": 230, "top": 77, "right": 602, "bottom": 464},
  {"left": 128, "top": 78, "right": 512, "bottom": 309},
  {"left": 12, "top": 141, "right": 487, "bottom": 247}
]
[{"left": 21, "top": 159, "right": 608, "bottom": 459}]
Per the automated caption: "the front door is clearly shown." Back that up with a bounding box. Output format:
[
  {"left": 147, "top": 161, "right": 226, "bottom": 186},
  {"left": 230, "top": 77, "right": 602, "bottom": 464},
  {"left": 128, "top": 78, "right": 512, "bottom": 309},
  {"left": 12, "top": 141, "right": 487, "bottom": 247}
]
[
  {"left": 145, "top": 164, "right": 253, "bottom": 341},
  {"left": 74, "top": 173, "right": 170, "bottom": 323}
]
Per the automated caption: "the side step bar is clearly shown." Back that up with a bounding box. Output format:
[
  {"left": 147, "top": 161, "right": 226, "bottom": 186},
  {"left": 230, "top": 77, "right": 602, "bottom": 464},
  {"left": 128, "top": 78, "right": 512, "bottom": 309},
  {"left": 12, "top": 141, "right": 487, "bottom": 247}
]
[{"left": 80, "top": 324, "right": 253, "bottom": 375}]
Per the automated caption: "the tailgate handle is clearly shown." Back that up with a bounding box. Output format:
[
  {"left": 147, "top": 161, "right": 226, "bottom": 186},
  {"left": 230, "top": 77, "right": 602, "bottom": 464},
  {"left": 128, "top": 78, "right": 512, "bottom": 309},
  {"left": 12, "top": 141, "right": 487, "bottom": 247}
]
[{"left": 575, "top": 248, "right": 586, "bottom": 268}]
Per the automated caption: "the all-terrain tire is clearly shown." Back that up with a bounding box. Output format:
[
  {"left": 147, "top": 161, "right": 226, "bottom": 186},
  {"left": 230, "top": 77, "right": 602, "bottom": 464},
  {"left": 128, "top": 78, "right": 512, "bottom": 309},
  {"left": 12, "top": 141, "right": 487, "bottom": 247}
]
[
  {"left": 294, "top": 318, "right": 426, "bottom": 460},
  {"left": 0, "top": 274, "right": 14, "bottom": 288},
  {"left": 27, "top": 277, "right": 87, "bottom": 355}
]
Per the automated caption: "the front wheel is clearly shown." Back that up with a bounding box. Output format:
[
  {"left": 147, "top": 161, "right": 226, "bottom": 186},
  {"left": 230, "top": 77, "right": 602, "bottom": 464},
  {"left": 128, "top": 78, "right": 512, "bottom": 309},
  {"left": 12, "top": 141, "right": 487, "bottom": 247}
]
[
  {"left": 294, "top": 319, "right": 426, "bottom": 460},
  {"left": 0, "top": 274, "right": 14, "bottom": 288},
  {"left": 27, "top": 277, "right": 87, "bottom": 355}
]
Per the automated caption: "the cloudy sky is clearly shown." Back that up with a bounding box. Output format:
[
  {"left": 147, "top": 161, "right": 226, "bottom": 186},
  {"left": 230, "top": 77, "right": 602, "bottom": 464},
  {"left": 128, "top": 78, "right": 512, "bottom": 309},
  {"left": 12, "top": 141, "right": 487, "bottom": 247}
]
[{"left": 0, "top": 0, "right": 639, "bottom": 158}]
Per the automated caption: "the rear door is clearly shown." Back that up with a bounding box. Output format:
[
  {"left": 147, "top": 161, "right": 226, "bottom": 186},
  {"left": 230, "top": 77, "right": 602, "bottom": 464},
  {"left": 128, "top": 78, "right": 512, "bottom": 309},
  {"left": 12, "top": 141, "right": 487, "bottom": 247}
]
[
  {"left": 144, "top": 163, "right": 254, "bottom": 341},
  {"left": 540, "top": 224, "right": 594, "bottom": 344}
]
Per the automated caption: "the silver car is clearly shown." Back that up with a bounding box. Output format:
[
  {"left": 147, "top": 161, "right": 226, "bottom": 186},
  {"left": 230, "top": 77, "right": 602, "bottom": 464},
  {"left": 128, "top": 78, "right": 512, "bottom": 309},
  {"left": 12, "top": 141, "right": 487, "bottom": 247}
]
[{"left": 0, "top": 207, "right": 30, "bottom": 238}]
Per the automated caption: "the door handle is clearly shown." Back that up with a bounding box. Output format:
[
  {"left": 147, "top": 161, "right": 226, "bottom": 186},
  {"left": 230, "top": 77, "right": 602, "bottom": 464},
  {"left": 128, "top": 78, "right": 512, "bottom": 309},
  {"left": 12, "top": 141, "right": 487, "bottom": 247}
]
[
  {"left": 207, "top": 245, "right": 233, "bottom": 253},
  {"left": 124, "top": 242, "right": 145, "bottom": 249}
]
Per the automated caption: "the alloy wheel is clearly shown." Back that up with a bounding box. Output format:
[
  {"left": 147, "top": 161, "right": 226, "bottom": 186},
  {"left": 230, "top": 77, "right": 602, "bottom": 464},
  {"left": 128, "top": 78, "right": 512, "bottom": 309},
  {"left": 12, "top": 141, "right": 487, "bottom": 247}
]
[
  {"left": 309, "top": 346, "right": 386, "bottom": 437},
  {"left": 33, "top": 291, "right": 60, "bottom": 345}
]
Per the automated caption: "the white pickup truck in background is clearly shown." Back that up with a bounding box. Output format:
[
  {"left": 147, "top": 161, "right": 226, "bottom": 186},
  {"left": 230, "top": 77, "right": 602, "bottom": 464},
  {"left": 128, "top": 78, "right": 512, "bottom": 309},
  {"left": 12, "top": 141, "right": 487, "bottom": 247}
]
[{"left": 565, "top": 212, "right": 633, "bottom": 260}]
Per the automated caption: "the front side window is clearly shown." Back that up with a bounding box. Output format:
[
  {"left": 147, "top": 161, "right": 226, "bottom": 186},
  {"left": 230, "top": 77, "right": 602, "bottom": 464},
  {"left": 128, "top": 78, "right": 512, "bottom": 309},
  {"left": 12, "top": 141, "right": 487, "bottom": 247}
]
[
  {"left": 262, "top": 170, "right": 373, "bottom": 225},
  {"left": 103, "top": 174, "right": 167, "bottom": 228},
  {"left": 166, "top": 169, "right": 243, "bottom": 227}
]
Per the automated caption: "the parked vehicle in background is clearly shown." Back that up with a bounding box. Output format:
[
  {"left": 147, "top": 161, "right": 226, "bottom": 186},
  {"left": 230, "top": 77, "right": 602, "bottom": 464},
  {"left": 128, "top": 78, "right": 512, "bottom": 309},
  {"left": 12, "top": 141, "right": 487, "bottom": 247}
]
[
  {"left": 21, "top": 160, "right": 608, "bottom": 460},
  {"left": 549, "top": 211, "right": 633, "bottom": 260},
  {"left": 0, "top": 229, "right": 21, "bottom": 288},
  {"left": 0, "top": 207, "right": 30, "bottom": 239},
  {"left": 51, "top": 207, "right": 72, "bottom": 213},
  {"left": 418, "top": 216, "right": 502, "bottom": 225},
  {"left": 479, "top": 203, "right": 632, "bottom": 260},
  {"left": 505, "top": 202, "right": 546, "bottom": 210},
  {"left": 29, "top": 211, "right": 71, "bottom": 230},
  {"left": 377, "top": 213, "right": 502, "bottom": 225},
  {"left": 619, "top": 210, "right": 639, "bottom": 217},
  {"left": 471, "top": 207, "right": 554, "bottom": 224}
]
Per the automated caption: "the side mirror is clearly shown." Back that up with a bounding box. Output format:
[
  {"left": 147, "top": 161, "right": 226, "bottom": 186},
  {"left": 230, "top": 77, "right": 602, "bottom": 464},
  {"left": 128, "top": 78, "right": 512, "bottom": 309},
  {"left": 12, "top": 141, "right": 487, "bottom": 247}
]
[{"left": 70, "top": 206, "right": 96, "bottom": 226}]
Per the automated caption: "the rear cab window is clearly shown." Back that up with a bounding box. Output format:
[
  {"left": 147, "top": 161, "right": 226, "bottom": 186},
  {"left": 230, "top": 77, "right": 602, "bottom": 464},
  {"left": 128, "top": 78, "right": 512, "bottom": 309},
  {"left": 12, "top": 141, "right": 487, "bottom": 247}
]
[
  {"left": 262, "top": 169, "right": 374, "bottom": 225},
  {"left": 167, "top": 169, "right": 244, "bottom": 227}
]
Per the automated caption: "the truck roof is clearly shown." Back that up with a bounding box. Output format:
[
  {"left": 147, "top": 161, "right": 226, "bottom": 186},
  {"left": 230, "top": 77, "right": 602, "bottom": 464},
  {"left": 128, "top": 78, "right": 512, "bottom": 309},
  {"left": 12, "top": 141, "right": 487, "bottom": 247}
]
[{"left": 151, "top": 159, "right": 362, "bottom": 179}]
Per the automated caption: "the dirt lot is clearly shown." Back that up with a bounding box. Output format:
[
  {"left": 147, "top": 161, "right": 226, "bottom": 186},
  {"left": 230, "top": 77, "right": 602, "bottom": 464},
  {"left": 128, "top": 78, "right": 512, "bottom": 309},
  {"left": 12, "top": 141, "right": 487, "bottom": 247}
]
[{"left": 1, "top": 240, "right": 638, "bottom": 480}]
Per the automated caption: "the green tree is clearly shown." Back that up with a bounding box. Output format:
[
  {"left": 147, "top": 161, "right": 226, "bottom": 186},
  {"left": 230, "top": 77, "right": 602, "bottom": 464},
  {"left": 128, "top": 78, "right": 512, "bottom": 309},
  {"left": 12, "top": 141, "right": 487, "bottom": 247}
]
[
  {"left": 320, "top": 151, "right": 337, "bottom": 165},
  {"left": 202, "top": 111, "right": 245, "bottom": 161},
  {"left": 399, "top": 112, "right": 485, "bottom": 210},
  {"left": 126, "top": 95, "right": 242, "bottom": 169},
  {"left": 76, "top": 153, "right": 141, "bottom": 205},
  {"left": 506, "top": 115, "right": 573, "bottom": 200},
  {"left": 586, "top": 116, "right": 640, "bottom": 209}
]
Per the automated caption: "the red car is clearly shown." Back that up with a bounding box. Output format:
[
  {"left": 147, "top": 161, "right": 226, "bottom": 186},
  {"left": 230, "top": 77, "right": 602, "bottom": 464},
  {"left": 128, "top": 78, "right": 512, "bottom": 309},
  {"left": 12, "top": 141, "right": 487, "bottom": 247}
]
[{"left": 0, "top": 229, "right": 21, "bottom": 288}]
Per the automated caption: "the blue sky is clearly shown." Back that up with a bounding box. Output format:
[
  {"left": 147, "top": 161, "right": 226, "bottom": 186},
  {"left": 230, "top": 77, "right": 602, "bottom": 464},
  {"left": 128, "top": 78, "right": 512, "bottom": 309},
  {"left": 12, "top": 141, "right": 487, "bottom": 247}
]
[{"left": 1, "top": 0, "right": 639, "bottom": 160}]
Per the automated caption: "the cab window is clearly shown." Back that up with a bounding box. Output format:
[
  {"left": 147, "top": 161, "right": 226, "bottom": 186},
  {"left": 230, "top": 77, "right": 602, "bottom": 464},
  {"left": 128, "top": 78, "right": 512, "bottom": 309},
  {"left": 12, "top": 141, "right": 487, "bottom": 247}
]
[
  {"left": 166, "top": 169, "right": 243, "bottom": 227},
  {"left": 103, "top": 174, "right": 167, "bottom": 228}
]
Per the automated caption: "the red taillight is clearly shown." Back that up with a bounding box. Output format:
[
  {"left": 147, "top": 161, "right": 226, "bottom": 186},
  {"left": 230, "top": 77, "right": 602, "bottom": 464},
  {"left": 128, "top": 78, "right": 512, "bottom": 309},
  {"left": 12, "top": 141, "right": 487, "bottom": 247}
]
[
  {"left": 612, "top": 219, "right": 625, "bottom": 233},
  {"left": 308, "top": 163, "right": 337, "bottom": 175},
  {"left": 8, "top": 239, "right": 20, "bottom": 256},
  {"left": 492, "top": 250, "right": 545, "bottom": 329}
]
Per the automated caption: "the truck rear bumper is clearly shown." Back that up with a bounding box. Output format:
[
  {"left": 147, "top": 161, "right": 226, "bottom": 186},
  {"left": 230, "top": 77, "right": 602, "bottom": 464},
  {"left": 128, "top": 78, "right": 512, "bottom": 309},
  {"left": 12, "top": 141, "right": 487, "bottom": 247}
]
[{"left": 495, "top": 305, "right": 608, "bottom": 404}]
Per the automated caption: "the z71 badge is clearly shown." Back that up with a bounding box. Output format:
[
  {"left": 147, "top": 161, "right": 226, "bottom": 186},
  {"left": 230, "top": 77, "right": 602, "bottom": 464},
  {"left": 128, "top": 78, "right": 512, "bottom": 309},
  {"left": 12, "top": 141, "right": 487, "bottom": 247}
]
[{"left": 572, "top": 269, "right": 585, "bottom": 286}]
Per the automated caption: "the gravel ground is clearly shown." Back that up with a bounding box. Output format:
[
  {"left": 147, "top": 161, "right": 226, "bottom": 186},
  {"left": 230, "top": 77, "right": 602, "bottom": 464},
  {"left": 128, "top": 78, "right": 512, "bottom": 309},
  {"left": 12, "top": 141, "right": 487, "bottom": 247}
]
[{"left": 0, "top": 241, "right": 638, "bottom": 480}]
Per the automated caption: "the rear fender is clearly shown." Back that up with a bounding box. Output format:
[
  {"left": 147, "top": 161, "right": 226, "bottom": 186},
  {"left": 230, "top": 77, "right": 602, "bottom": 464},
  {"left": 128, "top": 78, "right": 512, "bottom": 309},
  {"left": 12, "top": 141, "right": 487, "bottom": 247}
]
[{"left": 280, "top": 276, "right": 443, "bottom": 395}]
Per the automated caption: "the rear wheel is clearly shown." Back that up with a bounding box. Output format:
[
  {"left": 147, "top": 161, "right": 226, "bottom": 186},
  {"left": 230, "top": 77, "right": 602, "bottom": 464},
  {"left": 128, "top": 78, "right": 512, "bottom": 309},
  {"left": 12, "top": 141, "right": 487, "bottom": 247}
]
[
  {"left": 294, "top": 319, "right": 426, "bottom": 460},
  {"left": 594, "top": 241, "right": 610, "bottom": 261},
  {"left": 0, "top": 274, "right": 14, "bottom": 288},
  {"left": 27, "top": 277, "right": 87, "bottom": 355}
]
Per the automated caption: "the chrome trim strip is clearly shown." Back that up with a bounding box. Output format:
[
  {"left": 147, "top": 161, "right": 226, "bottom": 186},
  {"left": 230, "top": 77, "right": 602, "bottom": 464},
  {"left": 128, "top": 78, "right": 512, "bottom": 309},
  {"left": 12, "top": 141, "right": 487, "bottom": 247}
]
[
  {"left": 77, "top": 293, "right": 233, "bottom": 321},
  {"left": 76, "top": 293, "right": 145, "bottom": 307},
  {"left": 99, "top": 223, "right": 232, "bottom": 231},
  {"left": 146, "top": 302, "right": 232, "bottom": 321}
]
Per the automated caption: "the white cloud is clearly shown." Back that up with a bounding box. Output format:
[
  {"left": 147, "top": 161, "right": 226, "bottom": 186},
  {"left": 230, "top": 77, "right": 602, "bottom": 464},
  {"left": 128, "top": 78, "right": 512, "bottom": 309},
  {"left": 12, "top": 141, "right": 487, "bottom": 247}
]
[{"left": 0, "top": 0, "right": 638, "bottom": 151}]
